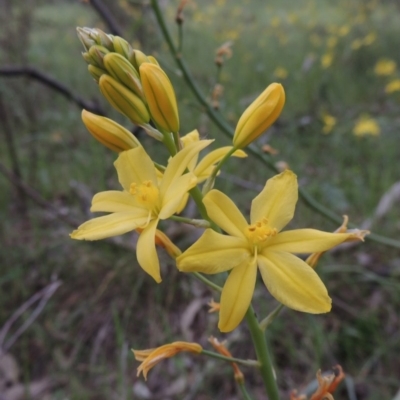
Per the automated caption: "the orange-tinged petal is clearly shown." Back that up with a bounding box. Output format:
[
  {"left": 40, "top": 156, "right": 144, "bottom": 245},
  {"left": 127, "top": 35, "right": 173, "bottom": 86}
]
[
  {"left": 219, "top": 256, "right": 258, "bottom": 332},
  {"left": 258, "top": 251, "right": 331, "bottom": 313},
  {"left": 266, "top": 229, "right": 353, "bottom": 254},
  {"left": 159, "top": 173, "right": 197, "bottom": 219},
  {"left": 90, "top": 190, "right": 145, "bottom": 212},
  {"left": 159, "top": 140, "right": 212, "bottom": 197},
  {"left": 137, "top": 219, "right": 161, "bottom": 282},
  {"left": 114, "top": 146, "right": 158, "bottom": 191},
  {"left": 177, "top": 229, "right": 249, "bottom": 274},
  {"left": 70, "top": 212, "right": 149, "bottom": 241},
  {"left": 251, "top": 170, "right": 298, "bottom": 232},
  {"left": 203, "top": 190, "right": 248, "bottom": 238}
]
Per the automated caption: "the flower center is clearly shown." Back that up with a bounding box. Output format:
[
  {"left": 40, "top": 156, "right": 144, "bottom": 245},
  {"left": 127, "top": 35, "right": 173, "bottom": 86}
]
[
  {"left": 129, "top": 180, "right": 160, "bottom": 209},
  {"left": 244, "top": 217, "right": 277, "bottom": 246}
]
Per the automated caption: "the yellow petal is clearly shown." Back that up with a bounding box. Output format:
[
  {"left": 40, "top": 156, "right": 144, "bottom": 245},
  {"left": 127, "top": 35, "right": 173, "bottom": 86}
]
[
  {"left": 258, "top": 251, "right": 331, "bottom": 313},
  {"left": 194, "top": 146, "right": 247, "bottom": 182},
  {"left": 159, "top": 173, "right": 197, "bottom": 219},
  {"left": 70, "top": 212, "right": 149, "bottom": 241},
  {"left": 114, "top": 147, "right": 158, "bottom": 191},
  {"left": 251, "top": 170, "right": 298, "bottom": 232},
  {"left": 218, "top": 257, "right": 258, "bottom": 332},
  {"left": 91, "top": 191, "right": 145, "bottom": 212},
  {"left": 177, "top": 229, "right": 249, "bottom": 274},
  {"left": 175, "top": 192, "right": 189, "bottom": 214},
  {"left": 266, "top": 229, "right": 353, "bottom": 253},
  {"left": 203, "top": 190, "right": 248, "bottom": 238},
  {"left": 137, "top": 219, "right": 161, "bottom": 282},
  {"left": 159, "top": 140, "right": 213, "bottom": 197}
]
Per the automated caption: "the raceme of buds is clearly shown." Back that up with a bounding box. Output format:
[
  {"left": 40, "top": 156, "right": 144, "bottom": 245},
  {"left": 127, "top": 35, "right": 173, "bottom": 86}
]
[
  {"left": 233, "top": 83, "right": 285, "bottom": 149},
  {"left": 81, "top": 110, "right": 140, "bottom": 152},
  {"left": 103, "top": 53, "right": 144, "bottom": 99},
  {"left": 99, "top": 75, "right": 150, "bottom": 125},
  {"left": 139, "top": 63, "right": 180, "bottom": 133}
]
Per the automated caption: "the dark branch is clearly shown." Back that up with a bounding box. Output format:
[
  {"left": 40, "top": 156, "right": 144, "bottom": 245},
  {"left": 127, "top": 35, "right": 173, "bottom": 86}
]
[
  {"left": 0, "top": 65, "right": 104, "bottom": 115},
  {"left": 88, "top": 0, "right": 122, "bottom": 36}
]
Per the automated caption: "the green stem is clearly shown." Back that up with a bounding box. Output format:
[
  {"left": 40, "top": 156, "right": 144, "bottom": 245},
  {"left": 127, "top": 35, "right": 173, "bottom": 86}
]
[
  {"left": 189, "top": 186, "right": 220, "bottom": 231},
  {"left": 259, "top": 304, "right": 285, "bottom": 332},
  {"left": 162, "top": 131, "right": 177, "bottom": 155},
  {"left": 237, "top": 382, "right": 255, "bottom": 400},
  {"left": 201, "top": 349, "right": 259, "bottom": 367},
  {"left": 191, "top": 272, "right": 222, "bottom": 292},
  {"left": 202, "top": 146, "right": 236, "bottom": 195},
  {"left": 150, "top": 0, "right": 400, "bottom": 250},
  {"left": 245, "top": 305, "right": 280, "bottom": 400}
]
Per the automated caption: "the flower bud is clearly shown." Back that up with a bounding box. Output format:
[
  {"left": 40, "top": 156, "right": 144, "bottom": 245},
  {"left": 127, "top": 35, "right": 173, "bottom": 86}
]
[
  {"left": 81, "top": 109, "right": 140, "bottom": 152},
  {"left": 76, "top": 27, "right": 95, "bottom": 51},
  {"left": 99, "top": 75, "right": 150, "bottom": 125},
  {"left": 139, "top": 63, "right": 179, "bottom": 133},
  {"left": 233, "top": 83, "right": 285, "bottom": 148},
  {"left": 88, "top": 45, "right": 110, "bottom": 69},
  {"left": 103, "top": 53, "right": 144, "bottom": 98},
  {"left": 92, "top": 29, "right": 114, "bottom": 50},
  {"left": 113, "top": 36, "right": 133, "bottom": 59},
  {"left": 88, "top": 65, "right": 106, "bottom": 82},
  {"left": 130, "top": 49, "right": 150, "bottom": 70}
]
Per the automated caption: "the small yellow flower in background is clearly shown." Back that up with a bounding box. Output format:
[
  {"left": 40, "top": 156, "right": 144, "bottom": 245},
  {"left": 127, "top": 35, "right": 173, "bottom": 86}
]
[
  {"left": 321, "top": 113, "right": 337, "bottom": 134},
  {"left": 208, "top": 336, "right": 244, "bottom": 383},
  {"left": 385, "top": 79, "right": 400, "bottom": 94},
  {"left": 351, "top": 39, "right": 363, "bottom": 50},
  {"left": 81, "top": 110, "right": 141, "bottom": 152},
  {"left": 71, "top": 141, "right": 211, "bottom": 282},
  {"left": 273, "top": 67, "right": 288, "bottom": 80},
  {"left": 374, "top": 58, "right": 397, "bottom": 76},
  {"left": 233, "top": 83, "right": 285, "bottom": 149},
  {"left": 362, "top": 32, "right": 377, "bottom": 46},
  {"left": 139, "top": 62, "right": 180, "bottom": 133},
  {"left": 338, "top": 25, "right": 350, "bottom": 37},
  {"left": 353, "top": 115, "right": 380, "bottom": 137},
  {"left": 177, "top": 170, "right": 361, "bottom": 332},
  {"left": 321, "top": 53, "right": 334, "bottom": 69},
  {"left": 133, "top": 341, "right": 202, "bottom": 380}
]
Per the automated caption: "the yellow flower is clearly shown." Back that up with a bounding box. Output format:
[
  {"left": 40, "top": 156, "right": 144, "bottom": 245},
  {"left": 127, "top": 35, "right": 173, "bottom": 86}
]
[
  {"left": 177, "top": 171, "right": 358, "bottom": 332},
  {"left": 321, "top": 113, "right": 336, "bottom": 134},
  {"left": 321, "top": 53, "right": 334, "bottom": 69},
  {"left": 71, "top": 141, "right": 211, "bottom": 282},
  {"left": 273, "top": 67, "right": 288, "bottom": 80},
  {"left": 81, "top": 110, "right": 141, "bottom": 152},
  {"left": 374, "top": 58, "right": 396, "bottom": 76},
  {"left": 353, "top": 115, "right": 380, "bottom": 137},
  {"left": 232, "top": 83, "right": 285, "bottom": 149},
  {"left": 385, "top": 79, "right": 400, "bottom": 94},
  {"left": 133, "top": 341, "right": 202, "bottom": 380}
]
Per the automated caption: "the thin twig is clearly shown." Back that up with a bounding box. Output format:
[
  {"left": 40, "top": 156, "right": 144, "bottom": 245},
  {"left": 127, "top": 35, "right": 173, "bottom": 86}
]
[
  {"left": 0, "top": 280, "right": 62, "bottom": 352},
  {"left": 88, "top": 0, "right": 123, "bottom": 36},
  {"left": 0, "top": 66, "right": 104, "bottom": 114}
]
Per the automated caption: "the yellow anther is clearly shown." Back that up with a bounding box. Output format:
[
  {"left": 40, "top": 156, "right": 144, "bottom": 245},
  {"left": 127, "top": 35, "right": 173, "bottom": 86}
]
[
  {"left": 129, "top": 180, "right": 160, "bottom": 208},
  {"left": 245, "top": 218, "right": 277, "bottom": 245}
]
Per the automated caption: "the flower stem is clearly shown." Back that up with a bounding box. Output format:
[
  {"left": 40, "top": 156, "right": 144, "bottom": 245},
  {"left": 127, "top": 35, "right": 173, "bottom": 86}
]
[
  {"left": 169, "top": 215, "right": 210, "bottom": 228},
  {"left": 238, "top": 381, "right": 255, "bottom": 400},
  {"left": 245, "top": 305, "right": 280, "bottom": 400},
  {"left": 191, "top": 272, "right": 222, "bottom": 292},
  {"left": 201, "top": 349, "right": 259, "bottom": 367}
]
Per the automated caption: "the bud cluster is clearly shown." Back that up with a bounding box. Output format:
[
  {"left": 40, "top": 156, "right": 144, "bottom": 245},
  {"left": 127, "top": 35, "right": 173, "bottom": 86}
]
[{"left": 77, "top": 27, "right": 179, "bottom": 134}]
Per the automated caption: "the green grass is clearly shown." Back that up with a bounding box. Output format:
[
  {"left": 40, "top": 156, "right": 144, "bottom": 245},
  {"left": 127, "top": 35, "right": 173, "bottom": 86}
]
[{"left": 1, "top": 0, "right": 400, "bottom": 399}]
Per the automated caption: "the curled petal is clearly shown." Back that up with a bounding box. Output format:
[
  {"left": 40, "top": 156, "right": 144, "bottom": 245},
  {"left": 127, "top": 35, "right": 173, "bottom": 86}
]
[
  {"left": 219, "top": 256, "right": 258, "bottom": 332},
  {"left": 251, "top": 170, "right": 298, "bottom": 232},
  {"left": 258, "top": 251, "right": 331, "bottom": 313},
  {"left": 177, "top": 229, "right": 249, "bottom": 274}
]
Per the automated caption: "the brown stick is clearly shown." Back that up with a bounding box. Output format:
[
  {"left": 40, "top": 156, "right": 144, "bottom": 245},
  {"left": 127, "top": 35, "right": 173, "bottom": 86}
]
[{"left": 0, "top": 66, "right": 104, "bottom": 115}]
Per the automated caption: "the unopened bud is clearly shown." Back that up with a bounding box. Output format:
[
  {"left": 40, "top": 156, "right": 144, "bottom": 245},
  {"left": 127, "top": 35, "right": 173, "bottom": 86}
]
[
  {"left": 147, "top": 55, "right": 160, "bottom": 66},
  {"left": 103, "top": 53, "right": 144, "bottom": 98},
  {"left": 99, "top": 75, "right": 150, "bottom": 125},
  {"left": 113, "top": 36, "right": 133, "bottom": 59},
  {"left": 88, "top": 45, "right": 110, "bottom": 69},
  {"left": 92, "top": 28, "right": 114, "bottom": 50},
  {"left": 82, "top": 110, "right": 140, "bottom": 152},
  {"left": 233, "top": 83, "right": 285, "bottom": 149},
  {"left": 77, "top": 27, "right": 96, "bottom": 51},
  {"left": 140, "top": 63, "right": 180, "bottom": 133},
  {"left": 88, "top": 65, "right": 106, "bottom": 82},
  {"left": 130, "top": 49, "right": 150, "bottom": 70}
]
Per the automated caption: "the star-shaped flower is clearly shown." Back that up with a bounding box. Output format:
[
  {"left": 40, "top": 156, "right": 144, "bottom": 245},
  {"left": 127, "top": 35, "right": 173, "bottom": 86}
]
[
  {"left": 177, "top": 170, "right": 360, "bottom": 332},
  {"left": 71, "top": 141, "right": 211, "bottom": 282}
]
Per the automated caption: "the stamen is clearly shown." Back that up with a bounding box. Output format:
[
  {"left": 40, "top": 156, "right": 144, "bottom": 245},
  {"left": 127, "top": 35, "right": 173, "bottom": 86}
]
[
  {"left": 129, "top": 180, "right": 160, "bottom": 209},
  {"left": 244, "top": 217, "right": 277, "bottom": 245}
]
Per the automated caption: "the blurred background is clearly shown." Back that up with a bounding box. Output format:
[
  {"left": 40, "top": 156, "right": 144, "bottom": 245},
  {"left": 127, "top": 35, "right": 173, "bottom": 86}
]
[{"left": 1, "top": 0, "right": 400, "bottom": 399}]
